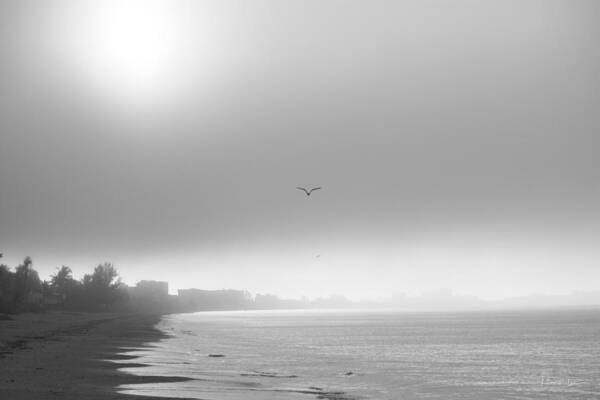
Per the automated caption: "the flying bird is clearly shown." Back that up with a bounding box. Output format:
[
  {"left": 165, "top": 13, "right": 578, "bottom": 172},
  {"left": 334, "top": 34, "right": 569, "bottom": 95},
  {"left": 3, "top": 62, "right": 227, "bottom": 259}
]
[{"left": 296, "top": 186, "right": 322, "bottom": 196}]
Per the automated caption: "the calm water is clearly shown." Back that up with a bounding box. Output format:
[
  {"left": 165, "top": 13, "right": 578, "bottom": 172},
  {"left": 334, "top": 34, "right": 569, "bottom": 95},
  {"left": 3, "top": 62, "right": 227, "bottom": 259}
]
[{"left": 117, "top": 309, "right": 600, "bottom": 399}]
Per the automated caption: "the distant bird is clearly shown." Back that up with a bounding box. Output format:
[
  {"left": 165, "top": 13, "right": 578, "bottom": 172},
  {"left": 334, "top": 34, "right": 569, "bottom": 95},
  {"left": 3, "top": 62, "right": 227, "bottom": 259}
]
[
  {"left": 0, "top": 253, "right": 3, "bottom": 258},
  {"left": 296, "top": 186, "right": 321, "bottom": 196}
]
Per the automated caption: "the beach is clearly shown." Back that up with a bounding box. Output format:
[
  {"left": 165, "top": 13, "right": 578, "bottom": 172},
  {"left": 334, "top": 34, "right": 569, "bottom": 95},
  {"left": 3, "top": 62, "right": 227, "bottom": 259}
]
[
  {"left": 3, "top": 309, "right": 600, "bottom": 400},
  {"left": 120, "top": 309, "right": 600, "bottom": 400},
  {"left": 0, "top": 311, "right": 192, "bottom": 400}
]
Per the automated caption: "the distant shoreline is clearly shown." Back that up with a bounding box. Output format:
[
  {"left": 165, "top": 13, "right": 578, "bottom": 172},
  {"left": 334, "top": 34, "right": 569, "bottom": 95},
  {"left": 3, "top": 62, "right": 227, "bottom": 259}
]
[{"left": 0, "top": 311, "right": 195, "bottom": 400}]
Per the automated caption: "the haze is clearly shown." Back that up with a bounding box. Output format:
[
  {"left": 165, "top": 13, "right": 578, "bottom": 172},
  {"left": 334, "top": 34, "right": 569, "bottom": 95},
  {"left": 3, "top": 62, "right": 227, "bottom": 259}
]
[{"left": 1, "top": 0, "right": 599, "bottom": 302}]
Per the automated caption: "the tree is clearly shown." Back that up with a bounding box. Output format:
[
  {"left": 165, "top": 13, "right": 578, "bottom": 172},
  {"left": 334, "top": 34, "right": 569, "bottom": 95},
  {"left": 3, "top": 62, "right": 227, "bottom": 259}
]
[
  {"left": 81, "top": 263, "right": 123, "bottom": 310},
  {"left": 91, "top": 263, "right": 120, "bottom": 288},
  {"left": 14, "top": 256, "right": 42, "bottom": 305},
  {"left": 50, "top": 266, "right": 77, "bottom": 303},
  {"left": 0, "top": 264, "right": 15, "bottom": 313}
]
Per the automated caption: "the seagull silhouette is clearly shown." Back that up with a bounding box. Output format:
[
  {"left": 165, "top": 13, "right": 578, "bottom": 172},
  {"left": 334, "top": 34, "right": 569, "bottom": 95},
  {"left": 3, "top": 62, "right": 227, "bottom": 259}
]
[{"left": 296, "top": 186, "right": 321, "bottom": 196}]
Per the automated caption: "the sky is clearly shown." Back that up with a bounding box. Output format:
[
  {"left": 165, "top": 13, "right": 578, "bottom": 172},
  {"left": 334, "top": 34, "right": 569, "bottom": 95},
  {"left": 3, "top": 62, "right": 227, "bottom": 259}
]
[{"left": 1, "top": 0, "right": 599, "bottom": 301}]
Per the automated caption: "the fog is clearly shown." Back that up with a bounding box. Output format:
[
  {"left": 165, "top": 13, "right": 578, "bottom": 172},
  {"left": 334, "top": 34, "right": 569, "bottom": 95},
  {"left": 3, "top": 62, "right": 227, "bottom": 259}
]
[{"left": 1, "top": 0, "right": 600, "bottom": 303}]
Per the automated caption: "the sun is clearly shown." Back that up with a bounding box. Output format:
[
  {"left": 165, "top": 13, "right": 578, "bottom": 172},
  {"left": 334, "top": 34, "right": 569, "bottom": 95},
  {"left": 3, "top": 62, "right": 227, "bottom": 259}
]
[
  {"left": 81, "top": 0, "right": 182, "bottom": 107},
  {"left": 88, "top": 2, "right": 175, "bottom": 96},
  {"left": 51, "top": 0, "right": 223, "bottom": 110}
]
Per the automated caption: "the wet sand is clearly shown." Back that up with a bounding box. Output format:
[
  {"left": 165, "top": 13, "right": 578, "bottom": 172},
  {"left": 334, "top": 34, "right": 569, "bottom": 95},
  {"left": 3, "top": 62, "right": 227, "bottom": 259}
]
[{"left": 0, "top": 311, "right": 195, "bottom": 400}]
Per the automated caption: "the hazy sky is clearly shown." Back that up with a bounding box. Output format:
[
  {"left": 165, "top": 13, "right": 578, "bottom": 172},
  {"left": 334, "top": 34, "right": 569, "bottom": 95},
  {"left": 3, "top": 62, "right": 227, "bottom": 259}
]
[{"left": 1, "top": 0, "right": 599, "bottom": 300}]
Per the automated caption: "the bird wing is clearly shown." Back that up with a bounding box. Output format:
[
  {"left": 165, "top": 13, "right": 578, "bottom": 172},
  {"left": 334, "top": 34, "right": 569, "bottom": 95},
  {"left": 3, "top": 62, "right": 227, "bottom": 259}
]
[
  {"left": 308, "top": 187, "right": 322, "bottom": 194},
  {"left": 296, "top": 187, "right": 309, "bottom": 194}
]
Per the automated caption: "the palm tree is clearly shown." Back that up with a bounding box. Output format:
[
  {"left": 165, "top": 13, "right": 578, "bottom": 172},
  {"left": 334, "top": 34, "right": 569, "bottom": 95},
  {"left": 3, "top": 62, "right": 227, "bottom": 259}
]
[{"left": 14, "top": 257, "right": 41, "bottom": 305}]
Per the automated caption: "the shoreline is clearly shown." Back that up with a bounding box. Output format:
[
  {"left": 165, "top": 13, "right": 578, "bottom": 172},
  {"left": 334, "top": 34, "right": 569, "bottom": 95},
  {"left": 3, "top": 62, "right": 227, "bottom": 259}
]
[{"left": 0, "top": 311, "right": 194, "bottom": 400}]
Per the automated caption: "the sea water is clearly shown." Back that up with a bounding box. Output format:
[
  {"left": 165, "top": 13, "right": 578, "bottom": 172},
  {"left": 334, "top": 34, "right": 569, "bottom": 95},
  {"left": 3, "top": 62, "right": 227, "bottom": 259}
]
[{"left": 116, "top": 309, "right": 600, "bottom": 399}]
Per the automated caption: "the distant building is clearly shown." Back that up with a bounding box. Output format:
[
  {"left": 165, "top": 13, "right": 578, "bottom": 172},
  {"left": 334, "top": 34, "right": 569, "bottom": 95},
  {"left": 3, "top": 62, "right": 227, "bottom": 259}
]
[
  {"left": 134, "top": 280, "right": 168, "bottom": 299},
  {"left": 129, "top": 280, "right": 169, "bottom": 311},
  {"left": 177, "top": 288, "right": 251, "bottom": 311}
]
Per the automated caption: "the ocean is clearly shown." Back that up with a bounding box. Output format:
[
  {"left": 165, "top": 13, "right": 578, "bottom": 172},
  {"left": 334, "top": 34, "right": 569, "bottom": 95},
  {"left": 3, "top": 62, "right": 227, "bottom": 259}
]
[{"left": 115, "top": 309, "right": 600, "bottom": 399}]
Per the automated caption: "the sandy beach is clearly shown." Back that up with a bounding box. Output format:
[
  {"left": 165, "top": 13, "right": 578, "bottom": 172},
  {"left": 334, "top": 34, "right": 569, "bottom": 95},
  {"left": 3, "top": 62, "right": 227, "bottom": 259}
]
[{"left": 0, "top": 311, "right": 192, "bottom": 400}]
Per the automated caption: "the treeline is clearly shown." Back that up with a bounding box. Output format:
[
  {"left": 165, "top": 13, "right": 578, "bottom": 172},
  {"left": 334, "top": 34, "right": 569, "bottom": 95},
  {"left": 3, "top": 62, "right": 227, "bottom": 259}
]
[
  {"left": 0, "top": 254, "right": 357, "bottom": 315},
  {"left": 0, "top": 255, "right": 127, "bottom": 314}
]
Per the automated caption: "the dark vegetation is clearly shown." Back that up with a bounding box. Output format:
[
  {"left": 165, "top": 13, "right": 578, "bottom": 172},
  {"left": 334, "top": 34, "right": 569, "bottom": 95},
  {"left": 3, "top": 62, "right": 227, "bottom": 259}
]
[
  {"left": 0, "top": 253, "right": 354, "bottom": 315},
  {"left": 0, "top": 254, "right": 126, "bottom": 314}
]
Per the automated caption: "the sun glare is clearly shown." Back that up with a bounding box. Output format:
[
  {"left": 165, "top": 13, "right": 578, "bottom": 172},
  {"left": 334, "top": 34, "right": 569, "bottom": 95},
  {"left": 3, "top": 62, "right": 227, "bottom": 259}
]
[
  {"left": 85, "top": 1, "right": 183, "bottom": 107},
  {"left": 90, "top": 2, "right": 174, "bottom": 94},
  {"left": 52, "top": 0, "right": 222, "bottom": 110}
]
